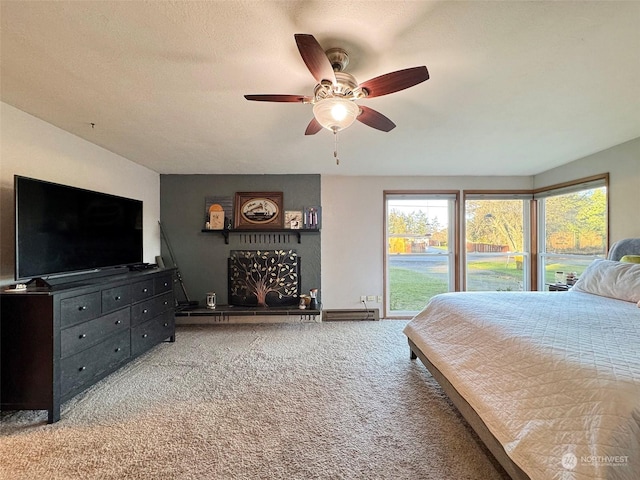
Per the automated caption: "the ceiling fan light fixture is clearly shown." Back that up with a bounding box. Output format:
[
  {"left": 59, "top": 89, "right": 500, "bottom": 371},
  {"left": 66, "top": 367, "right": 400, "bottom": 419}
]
[
  {"left": 312, "top": 97, "right": 359, "bottom": 132},
  {"left": 245, "top": 34, "right": 429, "bottom": 138}
]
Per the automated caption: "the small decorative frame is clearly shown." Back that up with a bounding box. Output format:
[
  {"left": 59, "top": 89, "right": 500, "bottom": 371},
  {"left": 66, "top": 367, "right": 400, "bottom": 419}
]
[
  {"left": 205, "top": 196, "right": 233, "bottom": 230},
  {"left": 284, "top": 210, "right": 303, "bottom": 229},
  {"left": 303, "top": 206, "right": 322, "bottom": 229},
  {"left": 234, "top": 192, "right": 284, "bottom": 229}
]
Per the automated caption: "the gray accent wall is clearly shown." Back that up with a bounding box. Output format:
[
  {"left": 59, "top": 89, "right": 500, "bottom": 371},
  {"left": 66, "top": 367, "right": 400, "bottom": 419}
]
[{"left": 160, "top": 175, "right": 321, "bottom": 307}]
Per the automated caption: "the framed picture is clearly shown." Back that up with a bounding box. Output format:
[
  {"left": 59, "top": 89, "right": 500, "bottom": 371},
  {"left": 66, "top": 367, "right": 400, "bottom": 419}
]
[
  {"left": 234, "top": 192, "right": 284, "bottom": 229},
  {"left": 284, "top": 210, "right": 303, "bottom": 229}
]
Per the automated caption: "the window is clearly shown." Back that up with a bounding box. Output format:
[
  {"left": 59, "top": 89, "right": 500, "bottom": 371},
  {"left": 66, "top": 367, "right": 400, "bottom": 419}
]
[
  {"left": 384, "top": 192, "right": 458, "bottom": 317},
  {"left": 536, "top": 176, "right": 608, "bottom": 290},
  {"left": 464, "top": 195, "right": 531, "bottom": 291}
]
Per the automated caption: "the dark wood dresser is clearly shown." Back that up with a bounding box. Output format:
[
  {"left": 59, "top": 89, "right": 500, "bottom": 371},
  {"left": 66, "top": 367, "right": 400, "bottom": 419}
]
[{"left": 1, "top": 268, "right": 176, "bottom": 423}]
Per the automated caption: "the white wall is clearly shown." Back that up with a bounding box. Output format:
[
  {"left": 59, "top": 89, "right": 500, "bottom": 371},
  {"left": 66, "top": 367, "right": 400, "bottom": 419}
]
[
  {"left": 321, "top": 175, "right": 532, "bottom": 311},
  {"left": 534, "top": 137, "right": 640, "bottom": 244},
  {"left": 0, "top": 102, "right": 161, "bottom": 286}
]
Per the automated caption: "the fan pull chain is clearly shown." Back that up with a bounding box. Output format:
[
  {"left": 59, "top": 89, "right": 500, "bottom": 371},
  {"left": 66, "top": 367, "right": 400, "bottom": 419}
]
[{"left": 334, "top": 130, "right": 340, "bottom": 165}]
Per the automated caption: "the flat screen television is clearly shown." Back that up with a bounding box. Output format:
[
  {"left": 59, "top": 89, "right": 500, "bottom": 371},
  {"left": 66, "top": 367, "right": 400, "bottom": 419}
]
[{"left": 15, "top": 175, "right": 143, "bottom": 281}]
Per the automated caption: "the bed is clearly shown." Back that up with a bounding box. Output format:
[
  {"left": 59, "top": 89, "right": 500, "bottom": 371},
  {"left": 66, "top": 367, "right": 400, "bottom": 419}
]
[{"left": 404, "top": 238, "right": 640, "bottom": 480}]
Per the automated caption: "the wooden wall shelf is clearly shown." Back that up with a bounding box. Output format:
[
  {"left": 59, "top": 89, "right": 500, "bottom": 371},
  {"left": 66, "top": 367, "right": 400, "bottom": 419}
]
[{"left": 201, "top": 228, "right": 319, "bottom": 244}]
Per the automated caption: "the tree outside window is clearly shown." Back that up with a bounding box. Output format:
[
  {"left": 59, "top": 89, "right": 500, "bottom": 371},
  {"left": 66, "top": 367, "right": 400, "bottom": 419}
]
[
  {"left": 539, "top": 186, "right": 607, "bottom": 286},
  {"left": 465, "top": 198, "right": 528, "bottom": 291}
]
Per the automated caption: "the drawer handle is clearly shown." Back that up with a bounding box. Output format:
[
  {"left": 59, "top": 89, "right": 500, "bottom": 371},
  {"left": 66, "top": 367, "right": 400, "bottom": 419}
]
[
  {"left": 143, "top": 309, "right": 148, "bottom": 314},
  {"left": 115, "top": 320, "right": 122, "bottom": 325},
  {"left": 163, "top": 301, "right": 168, "bottom": 306},
  {"left": 78, "top": 366, "right": 86, "bottom": 372},
  {"left": 164, "top": 322, "right": 168, "bottom": 327},
  {"left": 142, "top": 334, "right": 148, "bottom": 338},
  {"left": 142, "top": 288, "right": 148, "bottom": 293},
  {"left": 79, "top": 334, "right": 87, "bottom": 339},
  {"left": 115, "top": 296, "right": 121, "bottom": 301},
  {"left": 164, "top": 282, "right": 169, "bottom": 287},
  {"left": 115, "top": 347, "right": 121, "bottom": 352},
  {"left": 78, "top": 305, "right": 87, "bottom": 311}
]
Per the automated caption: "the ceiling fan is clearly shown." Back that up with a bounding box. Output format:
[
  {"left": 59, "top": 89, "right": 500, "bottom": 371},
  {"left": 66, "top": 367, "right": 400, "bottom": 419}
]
[{"left": 244, "top": 34, "right": 430, "bottom": 135}]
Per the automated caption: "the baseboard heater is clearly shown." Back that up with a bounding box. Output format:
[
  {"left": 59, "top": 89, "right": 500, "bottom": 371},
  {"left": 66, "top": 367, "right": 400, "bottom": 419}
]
[{"left": 322, "top": 308, "right": 380, "bottom": 321}]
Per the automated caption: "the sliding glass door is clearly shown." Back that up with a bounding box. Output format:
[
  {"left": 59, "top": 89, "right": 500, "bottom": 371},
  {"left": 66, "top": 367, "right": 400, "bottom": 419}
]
[{"left": 384, "top": 192, "right": 457, "bottom": 317}]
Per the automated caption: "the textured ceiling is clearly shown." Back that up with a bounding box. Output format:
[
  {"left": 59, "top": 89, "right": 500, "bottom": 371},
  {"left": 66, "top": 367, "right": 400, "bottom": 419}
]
[{"left": 1, "top": 1, "right": 639, "bottom": 176}]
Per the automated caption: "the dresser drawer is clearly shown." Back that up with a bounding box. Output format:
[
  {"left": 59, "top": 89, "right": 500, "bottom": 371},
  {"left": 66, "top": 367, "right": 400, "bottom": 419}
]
[
  {"left": 131, "top": 291, "right": 174, "bottom": 326},
  {"left": 154, "top": 275, "right": 173, "bottom": 294},
  {"left": 155, "top": 291, "right": 174, "bottom": 315},
  {"left": 61, "top": 308, "right": 130, "bottom": 359},
  {"left": 131, "top": 279, "right": 154, "bottom": 303},
  {"left": 131, "top": 296, "right": 155, "bottom": 326},
  {"left": 131, "top": 310, "right": 175, "bottom": 357},
  {"left": 102, "top": 285, "right": 131, "bottom": 313},
  {"left": 61, "top": 292, "right": 101, "bottom": 328},
  {"left": 60, "top": 330, "right": 130, "bottom": 396}
]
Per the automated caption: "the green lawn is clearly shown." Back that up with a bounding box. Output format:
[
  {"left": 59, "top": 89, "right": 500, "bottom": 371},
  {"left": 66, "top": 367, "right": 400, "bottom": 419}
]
[
  {"left": 468, "top": 259, "right": 592, "bottom": 284},
  {"left": 389, "top": 259, "right": 595, "bottom": 313},
  {"left": 467, "top": 260, "right": 522, "bottom": 279},
  {"left": 389, "top": 266, "right": 447, "bottom": 311},
  {"left": 543, "top": 262, "right": 590, "bottom": 284}
]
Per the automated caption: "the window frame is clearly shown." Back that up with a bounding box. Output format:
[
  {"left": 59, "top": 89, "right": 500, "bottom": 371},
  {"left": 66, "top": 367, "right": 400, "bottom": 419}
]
[
  {"left": 380, "top": 175, "right": 608, "bottom": 317},
  {"left": 533, "top": 174, "right": 609, "bottom": 291},
  {"left": 462, "top": 191, "right": 533, "bottom": 292},
  {"left": 383, "top": 190, "right": 460, "bottom": 318}
]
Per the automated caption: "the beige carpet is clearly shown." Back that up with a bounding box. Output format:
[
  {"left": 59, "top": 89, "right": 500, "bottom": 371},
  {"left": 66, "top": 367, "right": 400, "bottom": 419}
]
[{"left": 1, "top": 321, "right": 510, "bottom": 480}]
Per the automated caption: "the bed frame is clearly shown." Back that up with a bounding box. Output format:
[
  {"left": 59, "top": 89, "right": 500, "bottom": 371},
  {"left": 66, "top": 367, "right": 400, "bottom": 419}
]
[
  {"left": 409, "top": 338, "right": 531, "bottom": 480},
  {"left": 407, "top": 238, "right": 640, "bottom": 480}
]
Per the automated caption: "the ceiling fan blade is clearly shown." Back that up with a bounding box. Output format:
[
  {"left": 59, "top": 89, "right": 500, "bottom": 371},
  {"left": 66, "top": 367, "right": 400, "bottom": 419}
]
[
  {"left": 244, "top": 94, "right": 310, "bottom": 103},
  {"left": 294, "top": 34, "right": 336, "bottom": 85},
  {"left": 357, "top": 105, "right": 396, "bottom": 132},
  {"left": 359, "top": 66, "right": 429, "bottom": 98},
  {"left": 305, "top": 117, "right": 323, "bottom": 135}
]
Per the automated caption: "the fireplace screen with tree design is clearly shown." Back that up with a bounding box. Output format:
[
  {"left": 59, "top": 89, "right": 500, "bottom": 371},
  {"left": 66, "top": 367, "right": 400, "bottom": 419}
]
[{"left": 228, "top": 250, "right": 300, "bottom": 307}]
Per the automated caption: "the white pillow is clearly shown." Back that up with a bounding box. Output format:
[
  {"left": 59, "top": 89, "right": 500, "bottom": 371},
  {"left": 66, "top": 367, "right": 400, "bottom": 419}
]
[{"left": 572, "top": 259, "right": 640, "bottom": 303}]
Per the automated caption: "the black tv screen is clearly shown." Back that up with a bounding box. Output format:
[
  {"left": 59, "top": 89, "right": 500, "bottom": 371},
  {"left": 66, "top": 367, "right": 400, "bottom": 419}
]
[{"left": 15, "top": 176, "right": 143, "bottom": 281}]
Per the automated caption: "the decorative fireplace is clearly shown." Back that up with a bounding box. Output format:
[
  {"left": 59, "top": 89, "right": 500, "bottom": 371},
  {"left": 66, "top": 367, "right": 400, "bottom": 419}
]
[{"left": 228, "top": 250, "right": 300, "bottom": 307}]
